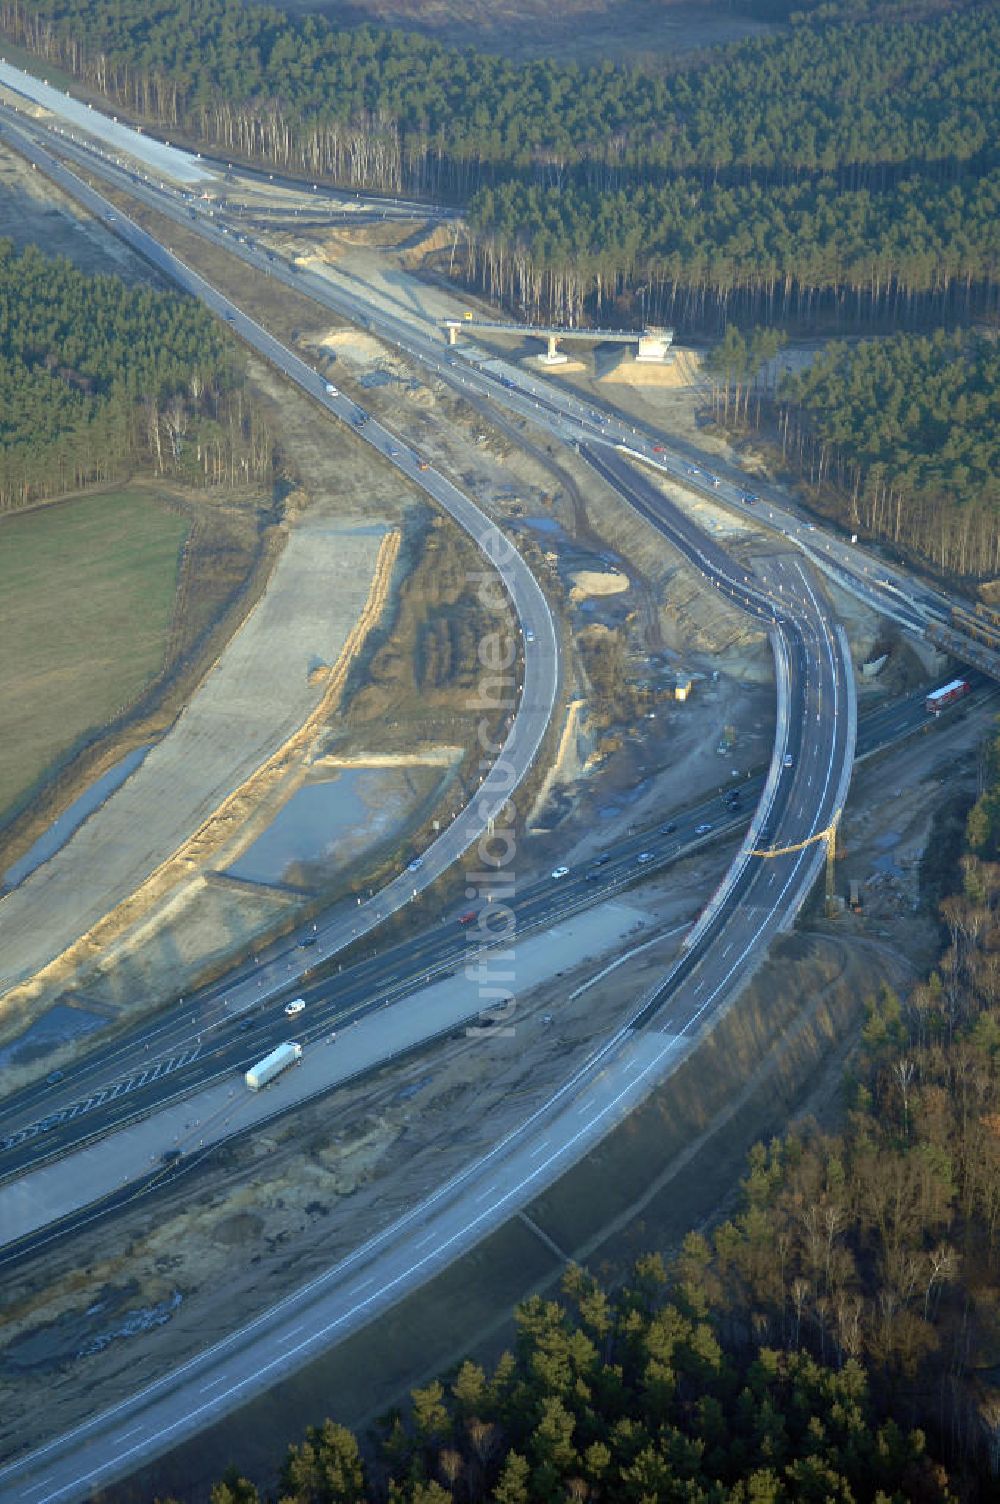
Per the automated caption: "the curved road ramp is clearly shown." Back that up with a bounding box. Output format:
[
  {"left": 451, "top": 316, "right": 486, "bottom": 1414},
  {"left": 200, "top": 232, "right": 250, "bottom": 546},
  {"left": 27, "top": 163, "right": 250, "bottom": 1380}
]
[
  {"left": 0, "top": 98, "right": 862, "bottom": 1504},
  {"left": 0, "top": 528, "right": 855, "bottom": 1504}
]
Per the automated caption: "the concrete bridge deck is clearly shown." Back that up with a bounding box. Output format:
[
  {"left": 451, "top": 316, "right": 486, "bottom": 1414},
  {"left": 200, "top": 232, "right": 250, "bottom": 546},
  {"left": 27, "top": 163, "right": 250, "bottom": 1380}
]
[{"left": 444, "top": 317, "right": 674, "bottom": 364}]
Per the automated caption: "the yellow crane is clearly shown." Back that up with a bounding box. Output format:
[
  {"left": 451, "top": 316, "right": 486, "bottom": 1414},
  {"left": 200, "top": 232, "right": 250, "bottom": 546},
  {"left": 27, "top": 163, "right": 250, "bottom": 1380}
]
[{"left": 752, "top": 813, "right": 842, "bottom": 913}]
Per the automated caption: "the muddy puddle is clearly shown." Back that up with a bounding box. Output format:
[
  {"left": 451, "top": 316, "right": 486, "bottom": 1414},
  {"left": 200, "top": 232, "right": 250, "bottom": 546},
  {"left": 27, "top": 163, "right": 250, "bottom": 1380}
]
[
  {"left": 226, "top": 766, "right": 438, "bottom": 887},
  {"left": 3, "top": 746, "right": 152, "bottom": 891},
  {"left": 1, "top": 1286, "right": 182, "bottom": 1376},
  {"left": 513, "top": 518, "right": 630, "bottom": 622}
]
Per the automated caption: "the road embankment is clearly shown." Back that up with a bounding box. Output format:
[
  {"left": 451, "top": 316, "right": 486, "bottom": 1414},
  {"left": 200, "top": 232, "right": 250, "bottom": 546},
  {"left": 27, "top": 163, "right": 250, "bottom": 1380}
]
[
  {"left": 122, "top": 928, "right": 902, "bottom": 1502},
  {"left": 0, "top": 521, "right": 397, "bottom": 1022}
]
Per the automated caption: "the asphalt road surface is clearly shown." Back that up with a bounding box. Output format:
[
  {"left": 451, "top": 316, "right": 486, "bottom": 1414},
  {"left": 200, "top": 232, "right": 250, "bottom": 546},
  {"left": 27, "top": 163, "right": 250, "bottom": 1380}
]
[
  {"left": 0, "top": 92, "right": 972, "bottom": 1504},
  {"left": 0, "top": 111, "right": 564, "bottom": 1013},
  {"left": 1, "top": 664, "right": 983, "bottom": 1213},
  {"left": 0, "top": 469, "right": 856, "bottom": 1504}
]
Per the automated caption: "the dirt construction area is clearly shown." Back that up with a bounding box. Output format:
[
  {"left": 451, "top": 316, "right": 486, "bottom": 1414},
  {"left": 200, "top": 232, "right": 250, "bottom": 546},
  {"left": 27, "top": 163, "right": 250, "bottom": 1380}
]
[
  {"left": 2, "top": 161, "right": 994, "bottom": 1492},
  {"left": 116, "top": 200, "right": 783, "bottom": 851},
  {"left": 0, "top": 165, "right": 447, "bottom": 1047},
  {"left": 0, "top": 141, "right": 163, "bottom": 282},
  {"left": 2, "top": 686, "right": 993, "bottom": 1490},
  {"left": 0, "top": 510, "right": 395, "bottom": 1012}
]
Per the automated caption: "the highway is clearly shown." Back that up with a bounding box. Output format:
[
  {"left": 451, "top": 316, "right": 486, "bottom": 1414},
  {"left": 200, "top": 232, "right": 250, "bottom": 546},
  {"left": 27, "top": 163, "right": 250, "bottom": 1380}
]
[
  {"left": 0, "top": 100, "right": 962, "bottom": 1187},
  {"left": 0, "top": 98, "right": 972, "bottom": 655},
  {"left": 0, "top": 85, "right": 952, "bottom": 1229},
  {"left": 0, "top": 662, "right": 982, "bottom": 1207},
  {"left": 0, "top": 454, "right": 856, "bottom": 1504},
  {"left": 0, "top": 110, "right": 564, "bottom": 1015},
  {"left": 0, "top": 87, "right": 975, "bottom": 1503}
]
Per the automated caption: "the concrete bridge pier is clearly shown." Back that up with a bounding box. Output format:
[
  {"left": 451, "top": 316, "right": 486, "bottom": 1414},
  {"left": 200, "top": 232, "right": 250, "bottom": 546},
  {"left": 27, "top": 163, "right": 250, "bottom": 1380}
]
[
  {"left": 539, "top": 333, "right": 569, "bottom": 366},
  {"left": 636, "top": 327, "right": 673, "bottom": 362}
]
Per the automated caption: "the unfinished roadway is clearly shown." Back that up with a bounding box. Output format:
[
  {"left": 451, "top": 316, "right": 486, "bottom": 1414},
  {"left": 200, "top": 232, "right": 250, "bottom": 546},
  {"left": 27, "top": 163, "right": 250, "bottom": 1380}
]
[
  {"left": 0, "top": 517, "right": 393, "bottom": 1009},
  {"left": 0, "top": 463, "right": 855, "bottom": 1504},
  {"left": 0, "top": 512, "right": 853, "bottom": 1504},
  {"left": 0, "top": 107, "right": 862, "bottom": 1504}
]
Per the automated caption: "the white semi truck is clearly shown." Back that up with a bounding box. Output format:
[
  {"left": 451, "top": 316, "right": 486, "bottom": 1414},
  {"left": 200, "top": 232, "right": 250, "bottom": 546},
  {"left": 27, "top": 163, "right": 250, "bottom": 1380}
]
[{"left": 245, "top": 1040, "right": 302, "bottom": 1091}]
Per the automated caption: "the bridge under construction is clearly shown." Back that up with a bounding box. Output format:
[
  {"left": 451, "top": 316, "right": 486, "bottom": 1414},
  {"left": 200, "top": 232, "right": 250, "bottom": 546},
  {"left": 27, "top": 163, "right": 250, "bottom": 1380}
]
[{"left": 444, "top": 317, "right": 675, "bottom": 365}]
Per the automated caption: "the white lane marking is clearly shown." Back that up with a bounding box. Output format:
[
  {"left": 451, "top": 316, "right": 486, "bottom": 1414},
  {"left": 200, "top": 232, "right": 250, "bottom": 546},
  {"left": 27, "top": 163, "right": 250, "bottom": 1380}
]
[
  {"left": 528, "top": 1138, "right": 550, "bottom": 1160},
  {"left": 0, "top": 173, "right": 851, "bottom": 1504},
  {"left": 474, "top": 1183, "right": 498, "bottom": 1203},
  {"left": 198, "top": 1375, "right": 227, "bottom": 1394},
  {"left": 277, "top": 1327, "right": 303, "bottom": 1345},
  {"left": 414, "top": 1230, "right": 436, "bottom": 1249},
  {"left": 354, "top": 1277, "right": 373, "bottom": 1292},
  {"left": 20, "top": 1481, "right": 52, "bottom": 1497},
  {"left": 117, "top": 1427, "right": 144, "bottom": 1442}
]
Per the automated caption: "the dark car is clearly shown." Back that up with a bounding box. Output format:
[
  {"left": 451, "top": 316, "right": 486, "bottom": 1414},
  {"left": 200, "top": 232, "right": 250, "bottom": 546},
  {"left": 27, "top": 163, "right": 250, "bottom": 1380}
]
[
  {"left": 45, "top": 1070, "right": 65, "bottom": 1086},
  {"left": 660, "top": 822, "right": 677, "bottom": 834},
  {"left": 160, "top": 1148, "right": 183, "bottom": 1164}
]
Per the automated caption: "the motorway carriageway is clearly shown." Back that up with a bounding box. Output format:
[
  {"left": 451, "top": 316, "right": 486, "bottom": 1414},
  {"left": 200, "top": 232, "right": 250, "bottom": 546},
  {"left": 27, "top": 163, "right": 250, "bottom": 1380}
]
[
  {"left": 0, "top": 666, "right": 983, "bottom": 1204},
  {"left": 0, "top": 416, "right": 849, "bottom": 1188},
  {"left": 0, "top": 110, "right": 563, "bottom": 1017},
  {"left": 0, "top": 102, "right": 986, "bottom": 1185},
  {"left": 0, "top": 476, "right": 857, "bottom": 1504},
  {"left": 0, "top": 105, "right": 980, "bottom": 1199},
  {"left": 0, "top": 107, "right": 800, "bottom": 1176},
  {"left": 0, "top": 99, "right": 959, "bottom": 649}
]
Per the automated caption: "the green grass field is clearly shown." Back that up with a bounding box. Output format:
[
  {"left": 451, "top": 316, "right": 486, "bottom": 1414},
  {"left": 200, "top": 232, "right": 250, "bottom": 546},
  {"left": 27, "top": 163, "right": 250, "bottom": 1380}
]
[{"left": 0, "top": 490, "right": 190, "bottom": 821}]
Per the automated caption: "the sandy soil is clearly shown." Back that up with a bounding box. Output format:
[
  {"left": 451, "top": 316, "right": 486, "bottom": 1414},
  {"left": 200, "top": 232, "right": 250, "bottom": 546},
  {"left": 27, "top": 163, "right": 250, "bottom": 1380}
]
[
  {"left": 0, "top": 167, "right": 433, "bottom": 1035},
  {"left": 0, "top": 515, "right": 389, "bottom": 1017},
  {"left": 0, "top": 192, "right": 566, "bottom": 1045},
  {"left": 4, "top": 691, "right": 991, "bottom": 1471},
  {"left": 838, "top": 711, "right": 988, "bottom": 955}
]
